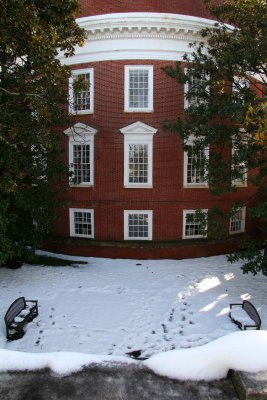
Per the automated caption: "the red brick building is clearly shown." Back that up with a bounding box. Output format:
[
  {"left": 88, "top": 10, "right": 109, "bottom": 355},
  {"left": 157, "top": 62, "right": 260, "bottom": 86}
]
[{"left": 47, "top": 0, "right": 257, "bottom": 259}]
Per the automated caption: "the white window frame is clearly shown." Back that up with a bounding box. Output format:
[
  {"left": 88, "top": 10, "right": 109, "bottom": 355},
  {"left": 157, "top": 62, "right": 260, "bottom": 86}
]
[
  {"left": 230, "top": 207, "right": 246, "bottom": 234},
  {"left": 124, "top": 65, "right": 153, "bottom": 112},
  {"left": 69, "top": 208, "right": 94, "bottom": 238},
  {"left": 64, "top": 123, "right": 97, "bottom": 187},
  {"left": 69, "top": 68, "right": 94, "bottom": 114},
  {"left": 183, "top": 135, "right": 209, "bottom": 187},
  {"left": 124, "top": 210, "right": 153, "bottom": 240},
  {"left": 183, "top": 209, "right": 208, "bottom": 239},
  {"left": 184, "top": 68, "right": 210, "bottom": 109},
  {"left": 120, "top": 121, "right": 157, "bottom": 188}
]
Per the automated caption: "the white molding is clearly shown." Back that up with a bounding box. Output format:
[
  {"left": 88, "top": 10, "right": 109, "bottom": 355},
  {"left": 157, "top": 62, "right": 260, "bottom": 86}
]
[
  {"left": 230, "top": 206, "right": 246, "bottom": 234},
  {"left": 183, "top": 209, "right": 208, "bottom": 239},
  {"left": 120, "top": 121, "right": 157, "bottom": 136},
  {"left": 64, "top": 122, "right": 97, "bottom": 139},
  {"left": 69, "top": 68, "right": 94, "bottom": 115},
  {"left": 124, "top": 210, "right": 153, "bottom": 240},
  {"left": 183, "top": 135, "right": 209, "bottom": 188},
  {"left": 69, "top": 208, "right": 94, "bottom": 238},
  {"left": 58, "top": 13, "right": 217, "bottom": 64},
  {"left": 77, "top": 13, "right": 218, "bottom": 35},
  {"left": 64, "top": 123, "right": 97, "bottom": 187},
  {"left": 121, "top": 121, "right": 157, "bottom": 188},
  {"left": 124, "top": 65, "right": 153, "bottom": 112}
]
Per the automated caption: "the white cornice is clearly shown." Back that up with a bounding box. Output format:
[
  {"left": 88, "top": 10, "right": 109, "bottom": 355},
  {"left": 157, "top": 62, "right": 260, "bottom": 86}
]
[
  {"left": 120, "top": 121, "right": 157, "bottom": 136},
  {"left": 64, "top": 123, "right": 97, "bottom": 139},
  {"left": 77, "top": 12, "right": 217, "bottom": 37},
  {"left": 59, "top": 12, "right": 217, "bottom": 65}
]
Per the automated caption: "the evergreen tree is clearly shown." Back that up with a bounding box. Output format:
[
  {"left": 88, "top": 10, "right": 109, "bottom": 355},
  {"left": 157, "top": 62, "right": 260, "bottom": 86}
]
[
  {"left": 163, "top": 0, "right": 267, "bottom": 274},
  {"left": 0, "top": 0, "right": 85, "bottom": 265}
]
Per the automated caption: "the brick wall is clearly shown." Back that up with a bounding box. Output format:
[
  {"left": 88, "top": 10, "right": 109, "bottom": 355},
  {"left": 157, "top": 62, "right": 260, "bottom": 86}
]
[
  {"left": 77, "top": 0, "right": 218, "bottom": 19},
  {"left": 56, "top": 59, "right": 257, "bottom": 246},
  {"left": 49, "top": 2, "right": 259, "bottom": 258}
]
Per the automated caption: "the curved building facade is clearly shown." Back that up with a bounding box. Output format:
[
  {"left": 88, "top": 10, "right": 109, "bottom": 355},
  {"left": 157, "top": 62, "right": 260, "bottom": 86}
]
[{"left": 47, "top": 0, "right": 257, "bottom": 259}]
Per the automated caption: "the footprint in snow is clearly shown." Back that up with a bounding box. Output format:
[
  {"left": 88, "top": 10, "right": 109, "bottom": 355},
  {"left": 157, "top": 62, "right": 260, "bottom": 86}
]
[{"left": 161, "top": 323, "right": 168, "bottom": 333}]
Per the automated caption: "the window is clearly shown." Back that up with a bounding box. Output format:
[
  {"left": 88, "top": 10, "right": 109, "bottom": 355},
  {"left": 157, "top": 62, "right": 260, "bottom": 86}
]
[
  {"left": 230, "top": 207, "right": 246, "bottom": 234},
  {"left": 184, "top": 69, "right": 209, "bottom": 109},
  {"left": 124, "top": 65, "right": 153, "bottom": 112},
  {"left": 127, "top": 143, "right": 150, "bottom": 185},
  {"left": 121, "top": 121, "right": 157, "bottom": 188},
  {"left": 231, "top": 133, "right": 247, "bottom": 187},
  {"left": 64, "top": 123, "right": 97, "bottom": 187},
  {"left": 183, "top": 210, "right": 208, "bottom": 239},
  {"left": 231, "top": 146, "right": 247, "bottom": 186},
  {"left": 124, "top": 210, "right": 152, "bottom": 240},
  {"left": 184, "top": 136, "right": 208, "bottom": 187},
  {"left": 71, "top": 143, "right": 91, "bottom": 185},
  {"left": 69, "top": 68, "right": 94, "bottom": 114},
  {"left": 70, "top": 208, "right": 94, "bottom": 238}
]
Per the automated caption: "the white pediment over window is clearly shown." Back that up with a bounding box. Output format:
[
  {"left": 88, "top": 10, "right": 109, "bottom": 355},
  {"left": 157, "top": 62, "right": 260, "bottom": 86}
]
[
  {"left": 64, "top": 122, "right": 97, "bottom": 138},
  {"left": 120, "top": 121, "right": 157, "bottom": 136}
]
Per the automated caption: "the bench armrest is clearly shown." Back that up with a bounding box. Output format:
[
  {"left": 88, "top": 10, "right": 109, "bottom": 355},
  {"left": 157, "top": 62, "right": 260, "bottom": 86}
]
[
  {"left": 26, "top": 299, "right": 38, "bottom": 305},
  {"left": 229, "top": 303, "right": 243, "bottom": 309}
]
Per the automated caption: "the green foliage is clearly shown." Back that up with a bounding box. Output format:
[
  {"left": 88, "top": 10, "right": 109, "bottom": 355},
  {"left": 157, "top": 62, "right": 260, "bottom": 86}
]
[
  {"left": 163, "top": 0, "right": 267, "bottom": 274},
  {"left": 207, "top": 206, "right": 228, "bottom": 240},
  {"left": 25, "top": 254, "right": 87, "bottom": 267},
  {"left": 228, "top": 240, "right": 267, "bottom": 276},
  {"left": 0, "top": 0, "right": 85, "bottom": 265}
]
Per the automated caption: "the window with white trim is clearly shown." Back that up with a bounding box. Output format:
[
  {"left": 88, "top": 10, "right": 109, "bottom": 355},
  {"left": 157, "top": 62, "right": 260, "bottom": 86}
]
[
  {"left": 124, "top": 210, "right": 152, "bottom": 240},
  {"left": 70, "top": 208, "right": 94, "bottom": 238},
  {"left": 71, "top": 143, "right": 91, "bottom": 185},
  {"left": 120, "top": 121, "right": 157, "bottom": 188},
  {"left": 183, "top": 210, "right": 208, "bottom": 239},
  {"left": 64, "top": 123, "right": 97, "bottom": 187},
  {"left": 230, "top": 207, "right": 246, "bottom": 234},
  {"left": 124, "top": 65, "right": 153, "bottom": 112},
  {"left": 128, "top": 143, "right": 148, "bottom": 184},
  {"left": 184, "top": 136, "right": 208, "bottom": 187},
  {"left": 184, "top": 69, "right": 209, "bottom": 109},
  {"left": 232, "top": 144, "right": 247, "bottom": 186},
  {"left": 69, "top": 68, "right": 94, "bottom": 114},
  {"left": 231, "top": 133, "right": 248, "bottom": 187}
]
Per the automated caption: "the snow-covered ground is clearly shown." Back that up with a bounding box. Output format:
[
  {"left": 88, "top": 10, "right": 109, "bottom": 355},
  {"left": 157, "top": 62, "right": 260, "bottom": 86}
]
[{"left": 1, "top": 251, "right": 267, "bottom": 380}]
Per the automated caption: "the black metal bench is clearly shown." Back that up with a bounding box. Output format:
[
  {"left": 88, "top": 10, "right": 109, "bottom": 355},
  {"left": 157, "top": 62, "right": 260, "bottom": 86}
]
[
  {"left": 229, "top": 300, "right": 261, "bottom": 330},
  {"left": 4, "top": 297, "right": 38, "bottom": 340}
]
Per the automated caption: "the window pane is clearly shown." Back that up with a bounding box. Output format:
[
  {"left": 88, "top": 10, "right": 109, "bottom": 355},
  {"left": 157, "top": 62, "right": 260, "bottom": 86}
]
[
  {"left": 230, "top": 208, "right": 244, "bottom": 233},
  {"left": 188, "top": 73, "right": 208, "bottom": 106},
  {"left": 73, "top": 144, "right": 91, "bottom": 184},
  {"left": 128, "top": 144, "right": 148, "bottom": 183},
  {"left": 184, "top": 212, "right": 206, "bottom": 238},
  {"left": 74, "top": 211, "right": 92, "bottom": 237},
  {"left": 128, "top": 213, "right": 149, "bottom": 238},
  {"left": 73, "top": 73, "right": 91, "bottom": 111},
  {"left": 129, "top": 69, "right": 149, "bottom": 109},
  {"left": 186, "top": 144, "right": 206, "bottom": 184}
]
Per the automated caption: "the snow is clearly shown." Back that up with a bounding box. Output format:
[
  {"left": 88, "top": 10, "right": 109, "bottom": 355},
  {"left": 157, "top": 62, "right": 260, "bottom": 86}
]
[
  {"left": 0, "top": 251, "right": 267, "bottom": 380},
  {"left": 144, "top": 330, "right": 267, "bottom": 381}
]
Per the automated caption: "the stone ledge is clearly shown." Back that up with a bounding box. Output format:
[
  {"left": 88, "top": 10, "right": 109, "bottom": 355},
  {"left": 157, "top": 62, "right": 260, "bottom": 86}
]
[
  {"left": 0, "top": 363, "right": 238, "bottom": 400},
  {"left": 230, "top": 369, "right": 267, "bottom": 400}
]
